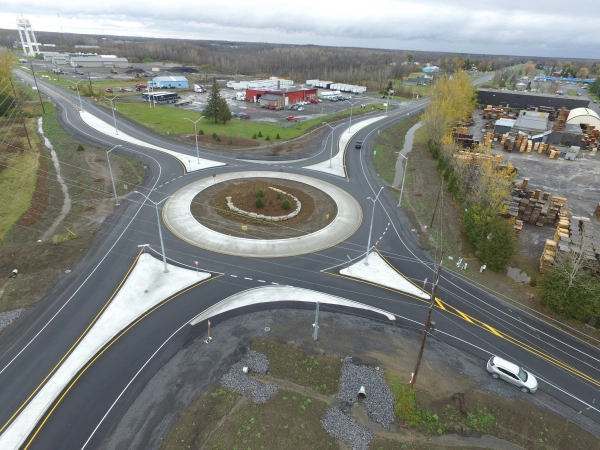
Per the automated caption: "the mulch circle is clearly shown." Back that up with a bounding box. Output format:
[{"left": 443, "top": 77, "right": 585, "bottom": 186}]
[{"left": 190, "top": 178, "right": 338, "bottom": 240}]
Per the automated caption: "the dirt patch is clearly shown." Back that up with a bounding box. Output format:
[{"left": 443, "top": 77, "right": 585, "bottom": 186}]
[
  {"left": 215, "top": 181, "right": 301, "bottom": 218},
  {"left": 107, "top": 310, "right": 600, "bottom": 450},
  {"left": 190, "top": 177, "right": 337, "bottom": 239},
  {"left": 0, "top": 103, "right": 147, "bottom": 317}
]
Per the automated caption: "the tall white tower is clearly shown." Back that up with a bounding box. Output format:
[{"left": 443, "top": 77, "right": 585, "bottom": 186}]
[{"left": 16, "top": 16, "right": 40, "bottom": 57}]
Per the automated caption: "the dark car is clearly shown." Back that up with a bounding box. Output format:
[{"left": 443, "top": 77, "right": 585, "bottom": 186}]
[
  {"left": 286, "top": 116, "right": 297, "bottom": 121},
  {"left": 355, "top": 141, "right": 363, "bottom": 149},
  {"left": 105, "top": 88, "right": 113, "bottom": 93},
  {"left": 239, "top": 114, "right": 251, "bottom": 120}
]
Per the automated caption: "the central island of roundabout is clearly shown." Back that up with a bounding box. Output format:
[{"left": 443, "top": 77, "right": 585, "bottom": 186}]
[{"left": 164, "top": 171, "right": 363, "bottom": 257}]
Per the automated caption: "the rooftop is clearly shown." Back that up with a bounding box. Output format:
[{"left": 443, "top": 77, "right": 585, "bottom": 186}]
[{"left": 478, "top": 87, "right": 583, "bottom": 101}]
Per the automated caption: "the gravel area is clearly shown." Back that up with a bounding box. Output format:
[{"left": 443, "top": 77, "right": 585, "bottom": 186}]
[
  {"left": 220, "top": 350, "right": 277, "bottom": 403},
  {"left": 338, "top": 356, "right": 395, "bottom": 428},
  {"left": 0, "top": 309, "right": 25, "bottom": 332},
  {"left": 320, "top": 407, "right": 374, "bottom": 450}
]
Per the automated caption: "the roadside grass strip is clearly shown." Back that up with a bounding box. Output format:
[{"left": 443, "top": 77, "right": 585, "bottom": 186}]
[{"left": 79, "top": 111, "right": 225, "bottom": 172}]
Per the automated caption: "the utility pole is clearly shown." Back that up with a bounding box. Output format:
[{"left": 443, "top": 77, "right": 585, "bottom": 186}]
[
  {"left": 429, "top": 180, "right": 443, "bottom": 228},
  {"left": 9, "top": 77, "right": 32, "bottom": 149},
  {"left": 411, "top": 252, "right": 444, "bottom": 387},
  {"left": 29, "top": 61, "right": 45, "bottom": 114}
]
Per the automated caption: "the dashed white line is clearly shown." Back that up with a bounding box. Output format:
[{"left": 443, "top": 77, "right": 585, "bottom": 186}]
[
  {"left": 165, "top": 181, "right": 169, "bottom": 184},
  {"left": 158, "top": 185, "right": 163, "bottom": 188},
  {"left": 230, "top": 275, "right": 238, "bottom": 278},
  {"left": 178, "top": 176, "right": 183, "bottom": 178},
  {"left": 244, "top": 277, "right": 253, "bottom": 281},
  {"left": 272, "top": 282, "right": 279, "bottom": 285},
  {"left": 258, "top": 280, "right": 265, "bottom": 283}
]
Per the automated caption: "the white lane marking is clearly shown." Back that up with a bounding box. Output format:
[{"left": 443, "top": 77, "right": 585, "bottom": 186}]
[
  {"left": 258, "top": 280, "right": 265, "bottom": 283},
  {"left": 272, "top": 282, "right": 279, "bottom": 285},
  {"left": 158, "top": 185, "right": 163, "bottom": 188},
  {"left": 165, "top": 181, "right": 169, "bottom": 184},
  {"left": 178, "top": 176, "right": 182, "bottom": 178},
  {"left": 230, "top": 275, "right": 238, "bottom": 278},
  {"left": 244, "top": 277, "right": 253, "bottom": 281}
]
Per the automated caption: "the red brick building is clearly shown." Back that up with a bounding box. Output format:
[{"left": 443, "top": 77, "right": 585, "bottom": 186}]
[{"left": 245, "top": 88, "right": 317, "bottom": 106}]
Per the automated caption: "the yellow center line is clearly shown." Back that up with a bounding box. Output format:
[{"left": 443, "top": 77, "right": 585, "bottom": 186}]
[
  {"left": 24, "top": 274, "right": 222, "bottom": 449},
  {"left": 0, "top": 249, "right": 143, "bottom": 434}
]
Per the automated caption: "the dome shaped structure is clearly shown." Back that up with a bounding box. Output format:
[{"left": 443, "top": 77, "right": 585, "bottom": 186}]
[{"left": 566, "top": 108, "right": 600, "bottom": 129}]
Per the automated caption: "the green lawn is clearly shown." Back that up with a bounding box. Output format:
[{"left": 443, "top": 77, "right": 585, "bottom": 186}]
[
  {"left": 34, "top": 71, "right": 150, "bottom": 90},
  {"left": 111, "top": 101, "right": 386, "bottom": 140}
]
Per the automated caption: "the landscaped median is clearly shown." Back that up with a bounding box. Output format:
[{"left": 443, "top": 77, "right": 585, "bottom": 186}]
[{"left": 108, "top": 101, "right": 386, "bottom": 142}]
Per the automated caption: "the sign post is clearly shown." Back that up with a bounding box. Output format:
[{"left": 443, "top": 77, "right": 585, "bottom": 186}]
[{"left": 204, "top": 319, "right": 213, "bottom": 344}]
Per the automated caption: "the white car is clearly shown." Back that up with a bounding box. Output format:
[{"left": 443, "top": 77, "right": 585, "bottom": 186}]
[
  {"left": 297, "top": 107, "right": 305, "bottom": 111},
  {"left": 487, "top": 356, "right": 537, "bottom": 393}
]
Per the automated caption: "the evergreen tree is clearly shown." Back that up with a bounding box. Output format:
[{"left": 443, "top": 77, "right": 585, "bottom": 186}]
[
  {"left": 218, "top": 98, "right": 232, "bottom": 124},
  {"left": 203, "top": 78, "right": 221, "bottom": 123}
]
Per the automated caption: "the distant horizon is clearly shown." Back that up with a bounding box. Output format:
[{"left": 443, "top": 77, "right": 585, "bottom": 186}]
[
  {"left": 3, "top": 27, "right": 597, "bottom": 64},
  {"left": 1, "top": 1, "right": 599, "bottom": 59}
]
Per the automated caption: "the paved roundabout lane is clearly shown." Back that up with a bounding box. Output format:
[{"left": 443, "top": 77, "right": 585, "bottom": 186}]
[{"left": 1, "top": 71, "right": 599, "bottom": 449}]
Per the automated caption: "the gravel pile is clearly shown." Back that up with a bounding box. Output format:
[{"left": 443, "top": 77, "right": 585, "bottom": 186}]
[
  {"left": 320, "top": 407, "right": 373, "bottom": 450},
  {"left": 220, "top": 350, "right": 277, "bottom": 403},
  {"left": 338, "top": 356, "right": 395, "bottom": 428},
  {"left": 0, "top": 308, "right": 25, "bottom": 332}
]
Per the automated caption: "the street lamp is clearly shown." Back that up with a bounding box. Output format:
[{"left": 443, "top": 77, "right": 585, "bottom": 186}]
[
  {"left": 106, "top": 145, "right": 122, "bottom": 206},
  {"left": 134, "top": 191, "right": 171, "bottom": 273},
  {"left": 102, "top": 94, "right": 120, "bottom": 135},
  {"left": 365, "top": 186, "right": 384, "bottom": 266},
  {"left": 345, "top": 100, "right": 359, "bottom": 133},
  {"left": 69, "top": 79, "right": 84, "bottom": 111},
  {"left": 397, "top": 153, "right": 408, "bottom": 207},
  {"left": 322, "top": 122, "right": 335, "bottom": 168},
  {"left": 183, "top": 116, "right": 204, "bottom": 164}
]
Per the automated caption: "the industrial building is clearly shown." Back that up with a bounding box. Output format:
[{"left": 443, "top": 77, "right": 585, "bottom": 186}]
[
  {"left": 513, "top": 111, "right": 550, "bottom": 135},
  {"left": 148, "top": 76, "right": 189, "bottom": 89},
  {"left": 477, "top": 88, "right": 590, "bottom": 110},
  {"left": 42, "top": 52, "right": 70, "bottom": 65},
  {"left": 305, "top": 80, "right": 366, "bottom": 94},
  {"left": 245, "top": 88, "right": 318, "bottom": 106},
  {"left": 566, "top": 108, "right": 600, "bottom": 130},
  {"left": 227, "top": 78, "right": 294, "bottom": 90},
  {"left": 493, "top": 118, "right": 516, "bottom": 135},
  {"left": 70, "top": 56, "right": 129, "bottom": 68}
]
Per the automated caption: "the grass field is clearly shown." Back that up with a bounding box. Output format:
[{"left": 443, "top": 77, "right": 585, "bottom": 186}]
[
  {"left": 372, "top": 114, "right": 421, "bottom": 184},
  {"left": 0, "top": 118, "right": 40, "bottom": 243},
  {"left": 111, "top": 101, "right": 386, "bottom": 141}
]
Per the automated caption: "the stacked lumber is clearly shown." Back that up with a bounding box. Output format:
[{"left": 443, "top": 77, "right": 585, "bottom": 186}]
[
  {"left": 546, "top": 145, "right": 561, "bottom": 158},
  {"left": 453, "top": 152, "right": 502, "bottom": 165},
  {"left": 537, "top": 143, "right": 548, "bottom": 154},
  {"left": 595, "top": 202, "right": 600, "bottom": 220},
  {"left": 582, "top": 125, "right": 599, "bottom": 149},
  {"left": 539, "top": 106, "right": 557, "bottom": 121},
  {"left": 483, "top": 106, "right": 505, "bottom": 120},
  {"left": 508, "top": 182, "right": 566, "bottom": 227},
  {"left": 540, "top": 239, "right": 557, "bottom": 273},
  {"left": 514, "top": 219, "right": 524, "bottom": 236},
  {"left": 553, "top": 107, "right": 569, "bottom": 131}
]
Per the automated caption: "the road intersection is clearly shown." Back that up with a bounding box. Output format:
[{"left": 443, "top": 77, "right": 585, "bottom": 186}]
[{"left": 0, "top": 71, "right": 599, "bottom": 449}]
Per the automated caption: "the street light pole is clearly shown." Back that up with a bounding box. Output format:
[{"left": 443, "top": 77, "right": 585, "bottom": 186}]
[
  {"left": 365, "top": 186, "right": 384, "bottom": 265},
  {"left": 184, "top": 116, "right": 204, "bottom": 164},
  {"left": 134, "top": 191, "right": 170, "bottom": 273},
  {"left": 397, "top": 153, "right": 408, "bottom": 207},
  {"left": 29, "top": 61, "right": 46, "bottom": 114},
  {"left": 102, "top": 94, "right": 120, "bottom": 135},
  {"left": 345, "top": 100, "right": 359, "bottom": 132},
  {"left": 69, "top": 79, "right": 84, "bottom": 112},
  {"left": 106, "top": 145, "right": 122, "bottom": 206},
  {"left": 322, "top": 122, "right": 334, "bottom": 168}
]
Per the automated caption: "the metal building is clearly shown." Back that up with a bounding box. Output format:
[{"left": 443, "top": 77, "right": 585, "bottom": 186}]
[
  {"left": 477, "top": 88, "right": 589, "bottom": 110},
  {"left": 148, "top": 76, "right": 189, "bottom": 89},
  {"left": 70, "top": 56, "right": 129, "bottom": 68}
]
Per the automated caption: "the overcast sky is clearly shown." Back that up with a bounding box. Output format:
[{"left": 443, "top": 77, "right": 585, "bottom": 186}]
[{"left": 1, "top": 0, "right": 598, "bottom": 59}]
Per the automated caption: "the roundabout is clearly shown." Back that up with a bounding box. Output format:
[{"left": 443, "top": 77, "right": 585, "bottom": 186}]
[{"left": 164, "top": 171, "right": 363, "bottom": 257}]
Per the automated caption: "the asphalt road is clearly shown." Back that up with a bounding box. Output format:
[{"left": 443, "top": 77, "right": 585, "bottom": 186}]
[{"left": 0, "top": 70, "right": 599, "bottom": 449}]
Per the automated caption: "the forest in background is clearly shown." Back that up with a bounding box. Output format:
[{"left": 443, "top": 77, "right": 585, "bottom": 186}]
[{"left": 1, "top": 28, "right": 528, "bottom": 90}]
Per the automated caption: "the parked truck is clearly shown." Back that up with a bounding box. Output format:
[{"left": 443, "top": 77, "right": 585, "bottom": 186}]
[{"left": 193, "top": 84, "right": 206, "bottom": 93}]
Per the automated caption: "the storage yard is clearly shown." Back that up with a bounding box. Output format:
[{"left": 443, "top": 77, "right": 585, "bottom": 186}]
[{"left": 456, "top": 89, "right": 600, "bottom": 274}]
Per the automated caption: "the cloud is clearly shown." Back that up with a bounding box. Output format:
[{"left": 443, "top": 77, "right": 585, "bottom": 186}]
[{"left": 1, "top": 0, "right": 599, "bottom": 57}]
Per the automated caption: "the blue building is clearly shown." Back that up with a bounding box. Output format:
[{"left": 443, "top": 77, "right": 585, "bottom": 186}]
[
  {"left": 422, "top": 66, "right": 439, "bottom": 73},
  {"left": 148, "top": 76, "right": 189, "bottom": 89}
]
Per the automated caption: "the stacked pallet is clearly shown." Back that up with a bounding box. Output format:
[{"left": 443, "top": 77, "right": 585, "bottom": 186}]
[
  {"left": 582, "top": 125, "right": 599, "bottom": 149},
  {"left": 552, "top": 107, "right": 569, "bottom": 131},
  {"left": 540, "top": 239, "right": 557, "bottom": 273},
  {"left": 595, "top": 202, "right": 600, "bottom": 220},
  {"left": 546, "top": 145, "right": 561, "bottom": 159},
  {"left": 508, "top": 183, "right": 567, "bottom": 227},
  {"left": 453, "top": 152, "right": 502, "bottom": 165},
  {"left": 537, "top": 143, "right": 548, "bottom": 154},
  {"left": 514, "top": 219, "right": 524, "bottom": 236},
  {"left": 483, "top": 106, "right": 505, "bottom": 120},
  {"left": 539, "top": 106, "right": 557, "bottom": 121}
]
